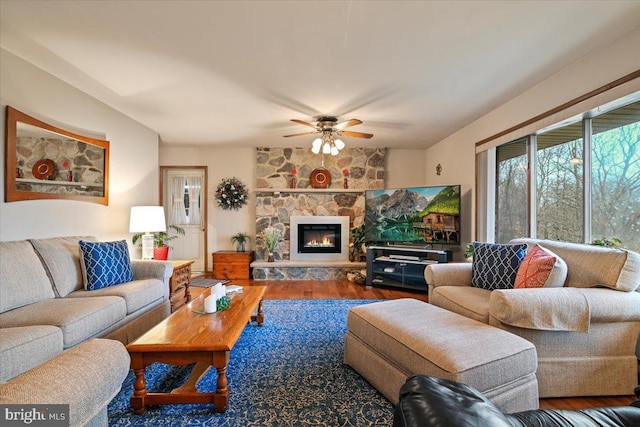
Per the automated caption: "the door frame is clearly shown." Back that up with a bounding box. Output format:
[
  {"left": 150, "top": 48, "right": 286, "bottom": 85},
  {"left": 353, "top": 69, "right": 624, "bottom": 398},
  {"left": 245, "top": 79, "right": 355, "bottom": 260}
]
[{"left": 159, "top": 166, "right": 208, "bottom": 274}]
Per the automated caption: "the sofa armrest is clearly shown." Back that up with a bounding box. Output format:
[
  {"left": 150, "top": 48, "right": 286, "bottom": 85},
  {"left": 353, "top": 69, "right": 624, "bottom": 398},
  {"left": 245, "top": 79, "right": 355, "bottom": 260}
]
[
  {"left": 0, "top": 338, "right": 130, "bottom": 427},
  {"left": 393, "top": 375, "right": 512, "bottom": 427},
  {"left": 394, "top": 375, "right": 640, "bottom": 427},
  {"left": 490, "top": 288, "right": 591, "bottom": 332},
  {"left": 425, "top": 263, "right": 472, "bottom": 288},
  {"left": 131, "top": 260, "right": 173, "bottom": 282}
]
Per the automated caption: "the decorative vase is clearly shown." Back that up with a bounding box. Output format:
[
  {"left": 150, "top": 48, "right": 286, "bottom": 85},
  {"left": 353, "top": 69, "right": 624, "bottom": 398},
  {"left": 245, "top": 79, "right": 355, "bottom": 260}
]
[
  {"left": 66, "top": 171, "right": 73, "bottom": 182},
  {"left": 237, "top": 242, "right": 246, "bottom": 252},
  {"left": 291, "top": 176, "right": 297, "bottom": 189},
  {"left": 153, "top": 246, "right": 170, "bottom": 260},
  {"left": 343, "top": 177, "right": 348, "bottom": 189},
  {"left": 267, "top": 252, "right": 274, "bottom": 262}
]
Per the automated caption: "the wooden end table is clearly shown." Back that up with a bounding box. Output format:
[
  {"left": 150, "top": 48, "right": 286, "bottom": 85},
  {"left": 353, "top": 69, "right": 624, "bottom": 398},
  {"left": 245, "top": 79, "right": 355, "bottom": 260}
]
[
  {"left": 169, "top": 260, "right": 194, "bottom": 312},
  {"left": 126, "top": 285, "right": 266, "bottom": 414},
  {"left": 212, "top": 251, "right": 255, "bottom": 279}
]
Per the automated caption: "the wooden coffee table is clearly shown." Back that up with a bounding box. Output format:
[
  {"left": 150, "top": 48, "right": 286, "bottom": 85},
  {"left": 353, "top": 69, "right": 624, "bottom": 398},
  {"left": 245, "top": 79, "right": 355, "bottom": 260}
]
[{"left": 126, "top": 285, "right": 266, "bottom": 414}]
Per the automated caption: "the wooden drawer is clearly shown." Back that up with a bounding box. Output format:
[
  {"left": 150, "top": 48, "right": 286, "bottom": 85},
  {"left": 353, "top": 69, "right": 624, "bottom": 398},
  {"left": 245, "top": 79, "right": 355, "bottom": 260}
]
[
  {"left": 169, "top": 260, "right": 193, "bottom": 312},
  {"left": 212, "top": 251, "right": 255, "bottom": 279}
]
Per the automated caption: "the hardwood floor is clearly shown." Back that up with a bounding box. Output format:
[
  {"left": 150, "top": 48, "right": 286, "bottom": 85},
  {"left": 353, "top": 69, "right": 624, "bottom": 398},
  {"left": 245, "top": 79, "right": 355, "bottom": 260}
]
[{"left": 191, "top": 278, "right": 637, "bottom": 411}]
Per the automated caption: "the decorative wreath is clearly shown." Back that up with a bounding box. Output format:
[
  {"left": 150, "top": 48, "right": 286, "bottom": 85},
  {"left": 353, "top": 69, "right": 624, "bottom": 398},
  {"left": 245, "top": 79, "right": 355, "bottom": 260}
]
[{"left": 215, "top": 177, "right": 248, "bottom": 210}]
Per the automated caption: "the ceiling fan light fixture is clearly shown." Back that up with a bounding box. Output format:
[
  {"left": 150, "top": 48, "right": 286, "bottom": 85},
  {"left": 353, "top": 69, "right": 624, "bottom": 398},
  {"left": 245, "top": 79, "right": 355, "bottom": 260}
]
[
  {"left": 287, "top": 116, "right": 372, "bottom": 155},
  {"left": 311, "top": 137, "right": 322, "bottom": 154}
]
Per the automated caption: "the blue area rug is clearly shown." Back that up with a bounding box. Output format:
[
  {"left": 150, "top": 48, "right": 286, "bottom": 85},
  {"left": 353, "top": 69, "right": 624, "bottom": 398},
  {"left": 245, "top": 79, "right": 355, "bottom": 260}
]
[{"left": 108, "top": 300, "right": 393, "bottom": 426}]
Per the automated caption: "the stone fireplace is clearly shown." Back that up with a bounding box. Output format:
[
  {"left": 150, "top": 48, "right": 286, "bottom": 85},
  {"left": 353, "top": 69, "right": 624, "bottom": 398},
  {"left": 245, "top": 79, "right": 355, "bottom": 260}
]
[
  {"left": 290, "top": 216, "right": 350, "bottom": 261},
  {"left": 251, "top": 147, "right": 386, "bottom": 280}
]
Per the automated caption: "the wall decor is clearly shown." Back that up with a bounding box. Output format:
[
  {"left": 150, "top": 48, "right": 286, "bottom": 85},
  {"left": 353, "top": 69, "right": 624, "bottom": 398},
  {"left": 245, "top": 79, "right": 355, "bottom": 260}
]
[
  {"left": 5, "top": 106, "right": 109, "bottom": 205},
  {"left": 215, "top": 176, "right": 248, "bottom": 210},
  {"left": 310, "top": 167, "right": 331, "bottom": 188}
]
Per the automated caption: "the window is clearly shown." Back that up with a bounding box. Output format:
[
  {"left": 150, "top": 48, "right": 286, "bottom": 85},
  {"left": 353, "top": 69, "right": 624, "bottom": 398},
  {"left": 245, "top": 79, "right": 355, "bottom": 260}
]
[
  {"left": 495, "top": 138, "right": 528, "bottom": 243},
  {"left": 591, "top": 106, "right": 640, "bottom": 251},
  {"left": 536, "top": 122, "right": 583, "bottom": 243},
  {"left": 491, "top": 100, "right": 640, "bottom": 251}
]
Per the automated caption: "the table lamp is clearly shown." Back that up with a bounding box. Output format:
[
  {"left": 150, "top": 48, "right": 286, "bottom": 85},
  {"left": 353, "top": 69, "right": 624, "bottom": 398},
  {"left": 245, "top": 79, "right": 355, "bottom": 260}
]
[{"left": 129, "top": 206, "right": 166, "bottom": 260}]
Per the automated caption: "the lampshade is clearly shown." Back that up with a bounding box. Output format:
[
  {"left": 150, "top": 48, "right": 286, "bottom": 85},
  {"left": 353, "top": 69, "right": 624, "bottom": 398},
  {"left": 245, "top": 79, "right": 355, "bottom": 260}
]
[
  {"left": 310, "top": 133, "right": 346, "bottom": 156},
  {"left": 311, "top": 137, "right": 322, "bottom": 154},
  {"left": 129, "top": 206, "right": 166, "bottom": 233}
]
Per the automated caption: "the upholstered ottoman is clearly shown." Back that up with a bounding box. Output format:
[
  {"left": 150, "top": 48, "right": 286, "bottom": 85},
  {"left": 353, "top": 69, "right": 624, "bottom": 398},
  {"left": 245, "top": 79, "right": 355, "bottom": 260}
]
[{"left": 344, "top": 298, "right": 539, "bottom": 413}]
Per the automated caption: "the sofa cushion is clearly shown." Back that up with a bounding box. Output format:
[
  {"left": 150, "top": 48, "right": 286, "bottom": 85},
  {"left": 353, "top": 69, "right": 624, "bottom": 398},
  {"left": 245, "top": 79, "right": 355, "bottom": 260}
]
[
  {"left": 0, "top": 338, "right": 130, "bottom": 427},
  {"left": 514, "top": 244, "right": 567, "bottom": 289},
  {"left": 429, "top": 286, "right": 491, "bottom": 323},
  {"left": 66, "top": 278, "right": 166, "bottom": 314},
  {"left": 0, "top": 240, "right": 55, "bottom": 313},
  {"left": 79, "top": 240, "right": 134, "bottom": 290},
  {"left": 0, "top": 326, "right": 63, "bottom": 382},
  {"left": 29, "top": 236, "right": 97, "bottom": 297},
  {"left": 0, "top": 297, "right": 127, "bottom": 348},
  {"left": 471, "top": 242, "right": 527, "bottom": 290},
  {"left": 510, "top": 238, "right": 640, "bottom": 292}
]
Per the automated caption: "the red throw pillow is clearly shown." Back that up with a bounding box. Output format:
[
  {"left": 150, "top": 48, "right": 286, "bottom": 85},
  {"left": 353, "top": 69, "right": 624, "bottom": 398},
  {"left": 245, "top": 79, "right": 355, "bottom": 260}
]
[{"left": 514, "top": 244, "right": 561, "bottom": 289}]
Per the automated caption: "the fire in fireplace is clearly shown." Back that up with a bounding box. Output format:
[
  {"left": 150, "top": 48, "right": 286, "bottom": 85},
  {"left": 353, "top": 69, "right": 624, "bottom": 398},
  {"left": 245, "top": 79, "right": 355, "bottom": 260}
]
[
  {"left": 299, "top": 224, "right": 341, "bottom": 253},
  {"left": 290, "top": 216, "right": 350, "bottom": 261}
]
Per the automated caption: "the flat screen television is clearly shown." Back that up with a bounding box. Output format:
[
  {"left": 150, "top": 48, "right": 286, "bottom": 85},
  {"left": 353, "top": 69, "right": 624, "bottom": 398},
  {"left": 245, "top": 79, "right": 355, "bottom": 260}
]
[{"left": 365, "top": 185, "right": 461, "bottom": 245}]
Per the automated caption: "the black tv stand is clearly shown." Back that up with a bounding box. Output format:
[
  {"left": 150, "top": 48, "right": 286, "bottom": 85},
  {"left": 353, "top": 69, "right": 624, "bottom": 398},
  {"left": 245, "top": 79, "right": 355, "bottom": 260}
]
[{"left": 366, "top": 245, "right": 452, "bottom": 292}]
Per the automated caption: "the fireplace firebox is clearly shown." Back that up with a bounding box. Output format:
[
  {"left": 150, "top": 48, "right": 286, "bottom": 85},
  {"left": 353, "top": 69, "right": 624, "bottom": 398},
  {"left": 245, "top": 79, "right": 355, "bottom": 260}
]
[
  {"left": 298, "top": 224, "right": 341, "bottom": 254},
  {"left": 290, "top": 216, "right": 350, "bottom": 261}
]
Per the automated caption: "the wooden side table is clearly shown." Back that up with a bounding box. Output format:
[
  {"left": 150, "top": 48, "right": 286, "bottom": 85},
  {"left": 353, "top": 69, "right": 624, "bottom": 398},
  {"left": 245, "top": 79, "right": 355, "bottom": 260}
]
[
  {"left": 212, "top": 251, "right": 255, "bottom": 279},
  {"left": 169, "top": 260, "right": 194, "bottom": 312}
]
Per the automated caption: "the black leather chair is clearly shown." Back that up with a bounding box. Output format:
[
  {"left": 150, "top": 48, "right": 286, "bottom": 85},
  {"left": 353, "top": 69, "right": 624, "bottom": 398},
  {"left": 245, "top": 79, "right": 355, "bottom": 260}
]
[{"left": 393, "top": 375, "right": 640, "bottom": 427}]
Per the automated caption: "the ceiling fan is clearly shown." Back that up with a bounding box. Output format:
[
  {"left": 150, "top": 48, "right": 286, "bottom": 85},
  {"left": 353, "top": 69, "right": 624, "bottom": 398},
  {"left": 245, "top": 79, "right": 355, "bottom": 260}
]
[{"left": 283, "top": 116, "right": 373, "bottom": 156}]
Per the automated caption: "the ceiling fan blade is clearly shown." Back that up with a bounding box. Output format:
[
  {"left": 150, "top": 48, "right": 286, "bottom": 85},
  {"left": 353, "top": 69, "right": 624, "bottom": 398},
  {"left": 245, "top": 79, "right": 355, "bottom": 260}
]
[
  {"left": 283, "top": 131, "right": 317, "bottom": 138},
  {"left": 334, "top": 118, "right": 362, "bottom": 130},
  {"left": 291, "top": 119, "right": 318, "bottom": 129},
  {"left": 341, "top": 130, "right": 374, "bottom": 139}
]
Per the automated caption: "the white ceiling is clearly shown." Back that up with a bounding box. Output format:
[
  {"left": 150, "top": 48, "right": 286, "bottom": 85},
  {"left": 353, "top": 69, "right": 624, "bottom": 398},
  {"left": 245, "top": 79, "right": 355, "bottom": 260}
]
[{"left": 2, "top": 1, "right": 640, "bottom": 150}]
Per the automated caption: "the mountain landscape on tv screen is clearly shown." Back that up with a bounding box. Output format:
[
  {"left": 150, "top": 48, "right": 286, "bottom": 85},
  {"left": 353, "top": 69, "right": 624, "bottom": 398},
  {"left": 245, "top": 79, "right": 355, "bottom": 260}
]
[{"left": 365, "top": 185, "right": 460, "bottom": 244}]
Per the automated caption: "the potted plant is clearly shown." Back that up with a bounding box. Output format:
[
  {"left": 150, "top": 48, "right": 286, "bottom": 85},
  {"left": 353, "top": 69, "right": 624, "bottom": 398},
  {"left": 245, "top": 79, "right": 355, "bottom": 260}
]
[
  {"left": 349, "top": 225, "right": 367, "bottom": 261},
  {"left": 231, "top": 232, "right": 250, "bottom": 252},
  {"left": 132, "top": 224, "right": 186, "bottom": 260},
  {"left": 590, "top": 237, "right": 623, "bottom": 249},
  {"left": 259, "top": 227, "right": 282, "bottom": 262},
  {"left": 464, "top": 243, "right": 474, "bottom": 262}
]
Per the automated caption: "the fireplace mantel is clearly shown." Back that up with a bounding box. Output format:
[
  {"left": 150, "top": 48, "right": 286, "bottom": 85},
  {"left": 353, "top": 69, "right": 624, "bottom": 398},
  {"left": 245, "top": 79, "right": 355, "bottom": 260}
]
[{"left": 255, "top": 188, "right": 365, "bottom": 195}]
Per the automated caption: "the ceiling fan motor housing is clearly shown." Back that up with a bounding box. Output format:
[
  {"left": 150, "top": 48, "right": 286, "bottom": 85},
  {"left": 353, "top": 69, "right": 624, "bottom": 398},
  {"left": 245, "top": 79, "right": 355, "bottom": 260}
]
[{"left": 317, "top": 116, "right": 338, "bottom": 131}]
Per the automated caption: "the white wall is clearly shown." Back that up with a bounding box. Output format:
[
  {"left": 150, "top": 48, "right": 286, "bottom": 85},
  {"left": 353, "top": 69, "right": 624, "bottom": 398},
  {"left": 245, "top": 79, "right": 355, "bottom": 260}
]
[
  {"left": 425, "top": 26, "right": 640, "bottom": 249},
  {"left": 385, "top": 149, "right": 426, "bottom": 189},
  {"left": 159, "top": 146, "right": 256, "bottom": 263},
  {"left": 0, "top": 49, "right": 160, "bottom": 247}
]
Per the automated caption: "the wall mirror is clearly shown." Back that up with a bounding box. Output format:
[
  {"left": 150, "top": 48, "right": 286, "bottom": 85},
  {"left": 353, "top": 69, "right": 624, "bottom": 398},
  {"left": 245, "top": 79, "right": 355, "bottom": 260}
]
[{"left": 5, "top": 106, "right": 109, "bottom": 205}]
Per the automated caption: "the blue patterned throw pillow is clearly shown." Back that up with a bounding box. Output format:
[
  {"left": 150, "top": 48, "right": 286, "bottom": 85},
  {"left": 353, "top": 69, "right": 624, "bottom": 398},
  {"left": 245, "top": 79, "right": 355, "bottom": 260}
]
[
  {"left": 471, "top": 242, "right": 528, "bottom": 290},
  {"left": 79, "top": 240, "right": 133, "bottom": 290}
]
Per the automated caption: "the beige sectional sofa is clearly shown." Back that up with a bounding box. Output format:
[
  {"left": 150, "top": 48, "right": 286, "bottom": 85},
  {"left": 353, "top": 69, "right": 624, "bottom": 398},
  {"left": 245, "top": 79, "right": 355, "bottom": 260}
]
[
  {"left": 0, "top": 236, "right": 173, "bottom": 426},
  {"left": 426, "top": 238, "right": 640, "bottom": 398}
]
